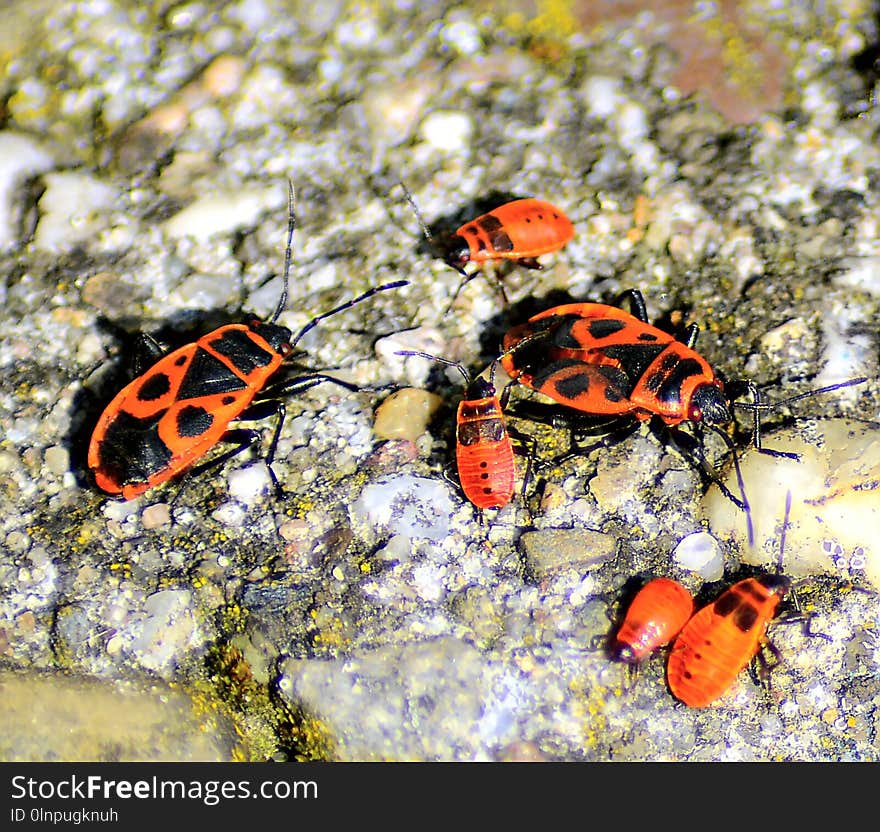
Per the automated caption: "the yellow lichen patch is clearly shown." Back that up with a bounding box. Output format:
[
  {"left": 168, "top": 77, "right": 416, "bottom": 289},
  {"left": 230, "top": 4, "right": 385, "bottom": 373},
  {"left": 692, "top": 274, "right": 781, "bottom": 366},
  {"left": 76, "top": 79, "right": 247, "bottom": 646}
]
[
  {"left": 569, "top": 675, "right": 611, "bottom": 753},
  {"left": 202, "top": 642, "right": 333, "bottom": 761}
]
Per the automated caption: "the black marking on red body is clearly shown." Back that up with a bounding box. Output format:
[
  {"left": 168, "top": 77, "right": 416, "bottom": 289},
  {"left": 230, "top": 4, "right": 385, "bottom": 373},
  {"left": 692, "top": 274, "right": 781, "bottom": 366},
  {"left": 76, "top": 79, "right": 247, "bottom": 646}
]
[
  {"left": 587, "top": 318, "right": 627, "bottom": 340},
  {"left": 602, "top": 343, "right": 667, "bottom": 385},
  {"left": 489, "top": 230, "right": 514, "bottom": 252},
  {"left": 96, "top": 410, "right": 172, "bottom": 485},
  {"left": 551, "top": 363, "right": 628, "bottom": 402},
  {"left": 209, "top": 328, "right": 277, "bottom": 374},
  {"left": 527, "top": 356, "right": 589, "bottom": 389},
  {"left": 465, "top": 378, "right": 497, "bottom": 400},
  {"left": 740, "top": 583, "right": 770, "bottom": 603},
  {"left": 177, "top": 404, "right": 214, "bottom": 438},
  {"left": 599, "top": 367, "right": 629, "bottom": 401},
  {"left": 733, "top": 604, "right": 759, "bottom": 632},
  {"left": 477, "top": 215, "right": 503, "bottom": 234},
  {"left": 713, "top": 592, "right": 740, "bottom": 617},
  {"left": 653, "top": 357, "right": 705, "bottom": 407},
  {"left": 177, "top": 348, "right": 249, "bottom": 400},
  {"left": 137, "top": 373, "right": 171, "bottom": 402},
  {"left": 458, "top": 418, "right": 505, "bottom": 445}
]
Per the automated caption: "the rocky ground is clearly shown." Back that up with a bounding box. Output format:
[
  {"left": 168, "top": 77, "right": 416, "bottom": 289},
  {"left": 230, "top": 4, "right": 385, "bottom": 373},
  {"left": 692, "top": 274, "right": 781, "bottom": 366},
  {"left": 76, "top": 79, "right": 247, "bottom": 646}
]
[{"left": 1, "top": 0, "right": 879, "bottom": 761}]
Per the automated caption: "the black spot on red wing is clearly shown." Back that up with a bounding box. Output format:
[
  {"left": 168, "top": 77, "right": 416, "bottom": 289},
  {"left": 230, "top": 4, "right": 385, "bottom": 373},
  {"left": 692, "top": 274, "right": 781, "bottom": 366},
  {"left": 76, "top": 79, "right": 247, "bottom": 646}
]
[
  {"left": 489, "top": 230, "right": 514, "bottom": 252},
  {"left": 137, "top": 373, "right": 172, "bottom": 402},
  {"left": 209, "top": 329, "right": 276, "bottom": 374},
  {"left": 95, "top": 409, "right": 172, "bottom": 486},
  {"left": 637, "top": 332, "right": 658, "bottom": 341},
  {"left": 598, "top": 366, "right": 629, "bottom": 401},
  {"left": 550, "top": 317, "right": 591, "bottom": 349},
  {"left": 733, "top": 604, "right": 759, "bottom": 632},
  {"left": 174, "top": 355, "right": 187, "bottom": 366},
  {"left": 222, "top": 395, "right": 235, "bottom": 405},
  {"left": 553, "top": 370, "right": 592, "bottom": 400},
  {"left": 587, "top": 318, "right": 627, "bottom": 340},
  {"left": 177, "top": 347, "right": 249, "bottom": 400},
  {"left": 176, "top": 404, "right": 214, "bottom": 438},
  {"left": 477, "top": 214, "right": 503, "bottom": 233}
]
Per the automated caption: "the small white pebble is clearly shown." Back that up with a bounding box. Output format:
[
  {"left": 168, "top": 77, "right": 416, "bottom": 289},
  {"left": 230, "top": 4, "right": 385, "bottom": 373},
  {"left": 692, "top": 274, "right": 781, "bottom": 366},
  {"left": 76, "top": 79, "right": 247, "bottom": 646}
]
[
  {"left": 227, "top": 462, "right": 272, "bottom": 504},
  {"left": 419, "top": 110, "right": 472, "bottom": 152},
  {"left": 141, "top": 503, "right": 172, "bottom": 529},
  {"left": 672, "top": 531, "right": 724, "bottom": 580}
]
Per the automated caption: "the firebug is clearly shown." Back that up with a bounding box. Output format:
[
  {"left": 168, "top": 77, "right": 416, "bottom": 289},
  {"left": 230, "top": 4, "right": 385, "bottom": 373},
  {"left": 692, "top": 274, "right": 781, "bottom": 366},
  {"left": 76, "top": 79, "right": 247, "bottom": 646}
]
[
  {"left": 400, "top": 183, "right": 574, "bottom": 305},
  {"left": 88, "top": 183, "right": 408, "bottom": 501},
  {"left": 611, "top": 576, "right": 695, "bottom": 666},
  {"left": 395, "top": 350, "right": 519, "bottom": 511},
  {"left": 499, "top": 289, "right": 867, "bottom": 514},
  {"left": 666, "top": 491, "right": 824, "bottom": 707}
]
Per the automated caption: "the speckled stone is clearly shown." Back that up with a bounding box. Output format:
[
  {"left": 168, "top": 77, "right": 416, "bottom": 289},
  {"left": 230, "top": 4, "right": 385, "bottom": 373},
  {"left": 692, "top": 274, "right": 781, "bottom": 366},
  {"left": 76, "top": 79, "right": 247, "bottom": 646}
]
[{"left": 0, "top": 670, "right": 244, "bottom": 761}]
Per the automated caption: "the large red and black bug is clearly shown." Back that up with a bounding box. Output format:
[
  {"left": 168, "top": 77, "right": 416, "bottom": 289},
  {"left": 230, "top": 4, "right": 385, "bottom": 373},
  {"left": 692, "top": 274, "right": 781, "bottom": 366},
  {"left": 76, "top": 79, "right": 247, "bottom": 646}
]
[
  {"left": 499, "top": 289, "right": 867, "bottom": 520},
  {"left": 400, "top": 183, "right": 574, "bottom": 306},
  {"left": 88, "top": 184, "right": 408, "bottom": 501}
]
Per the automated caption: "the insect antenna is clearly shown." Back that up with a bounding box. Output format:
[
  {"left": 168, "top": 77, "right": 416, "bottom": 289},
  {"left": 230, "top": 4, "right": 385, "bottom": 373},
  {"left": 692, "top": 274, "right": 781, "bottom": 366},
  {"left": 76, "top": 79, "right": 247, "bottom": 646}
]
[
  {"left": 731, "top": 376, "right": 868, "bottom": 452},
  {"left": 778, "top": 489, "right": 792, "bottom": 574},
  {"left": 398, "top": 181, "right": 463, "bottom": 272},
  {"left": 269, "top": 179, "right": 296, "bottom": 324},
  {"left": 395, "top": 350, "right": 471, "bottom": 386},
  {"left": 291, "top": 280, "right": 408, "bottom": 349},
  {"left": 705, "top": 423, "right": 754, "bottom": 547}
]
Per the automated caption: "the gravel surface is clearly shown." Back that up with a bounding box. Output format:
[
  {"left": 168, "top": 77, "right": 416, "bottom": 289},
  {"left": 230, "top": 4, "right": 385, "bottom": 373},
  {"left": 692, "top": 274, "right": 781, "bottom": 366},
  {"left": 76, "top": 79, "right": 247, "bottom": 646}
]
[{"left": 1, "top": 0, "right": 879, "bottom": 761}]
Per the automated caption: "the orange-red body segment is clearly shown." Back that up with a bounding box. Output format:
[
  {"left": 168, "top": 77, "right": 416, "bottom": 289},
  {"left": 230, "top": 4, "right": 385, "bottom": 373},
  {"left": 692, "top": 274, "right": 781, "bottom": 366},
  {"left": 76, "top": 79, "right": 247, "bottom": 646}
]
[
  {"left": 88, "top": 324, "right": 286, "bottom": 500},
  {"left": 500, "top": 302, "right": 725, "bottom": 426},
  {"left": 612, "top": 577, "right": 694, "bottom": 664},
  {"left": 666, "top": 575, "right": 788, "bottom": 708},
  {"left": 453, "top": 198, "right": 574, "bottom": 265},
  {"left": 456, "top": 392, "right": 515, "bottom": 510}
]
